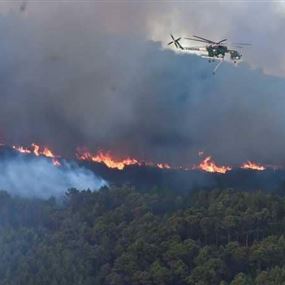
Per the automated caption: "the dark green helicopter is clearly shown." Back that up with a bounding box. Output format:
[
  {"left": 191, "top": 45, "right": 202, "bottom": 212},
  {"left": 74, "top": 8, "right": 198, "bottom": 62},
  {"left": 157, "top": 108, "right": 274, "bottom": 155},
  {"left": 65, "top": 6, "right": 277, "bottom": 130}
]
[{"left": 168, "top": 34, "right": 251, "bottom": 74}]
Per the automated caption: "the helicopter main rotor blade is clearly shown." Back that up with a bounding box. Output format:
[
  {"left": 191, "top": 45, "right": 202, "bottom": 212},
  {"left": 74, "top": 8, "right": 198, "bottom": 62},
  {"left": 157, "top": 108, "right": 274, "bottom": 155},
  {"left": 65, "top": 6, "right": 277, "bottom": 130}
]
[
  {"left": 186, "top": 36, "right": 226, "bottom": 45},
  {"left": 184, "top": 37, "right": 209, "bottom": 44},
  {"left": 192, "top": 35, "right": 216, "bottom": 44},
  {"left": 217, "top": 39, "right": 227, "bottom": 44},
  {"left": 232, "top": 42, "right": 251, "bottom": 46}
]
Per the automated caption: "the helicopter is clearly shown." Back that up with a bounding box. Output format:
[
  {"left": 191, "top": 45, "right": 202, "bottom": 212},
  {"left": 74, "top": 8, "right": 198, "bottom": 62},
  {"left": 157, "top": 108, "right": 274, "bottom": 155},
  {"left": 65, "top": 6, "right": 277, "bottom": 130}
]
[{"left": 168, "top": 34, "right": 251, "bottom": 74}]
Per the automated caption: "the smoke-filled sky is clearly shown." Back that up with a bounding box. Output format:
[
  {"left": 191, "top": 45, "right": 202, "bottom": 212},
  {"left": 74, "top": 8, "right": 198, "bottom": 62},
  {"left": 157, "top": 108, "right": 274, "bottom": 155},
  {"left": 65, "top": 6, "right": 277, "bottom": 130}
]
[{"left": 0, "top": 1, "right": 285, "bottom": 166}]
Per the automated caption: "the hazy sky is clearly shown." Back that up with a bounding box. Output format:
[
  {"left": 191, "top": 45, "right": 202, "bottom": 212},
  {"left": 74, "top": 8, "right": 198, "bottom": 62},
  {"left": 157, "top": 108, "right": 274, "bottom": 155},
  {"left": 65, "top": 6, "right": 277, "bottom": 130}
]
[{"left": 0, "top": 1, "right": 285, "bottom": 166}]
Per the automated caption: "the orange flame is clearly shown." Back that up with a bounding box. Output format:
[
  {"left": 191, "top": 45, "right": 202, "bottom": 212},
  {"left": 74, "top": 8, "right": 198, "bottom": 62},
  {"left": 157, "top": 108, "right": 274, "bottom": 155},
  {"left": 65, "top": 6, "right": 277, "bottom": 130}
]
[
  {"left": 13, "top": 143, "right": 61, "bottom": 166},
  {"left": 8, "top": 144, "right": 278, "bottom": 173},
  {"left": 241, "top": 161, "right": 265, "bottom": 171},
  {"left": 77, "top": 150, "right": 139, "bottom": 170},
  {"left": 197, "top": 156, "right": 232, "bottom": 174},
  {"left": 76, "top": 149, "right": 172, "bottom": 170},
  {"left": 12, "top": 145, "right": 31, "bottom": 154},
  {"left": 157, "top": 163, "right": 171, "bottom": 169}
]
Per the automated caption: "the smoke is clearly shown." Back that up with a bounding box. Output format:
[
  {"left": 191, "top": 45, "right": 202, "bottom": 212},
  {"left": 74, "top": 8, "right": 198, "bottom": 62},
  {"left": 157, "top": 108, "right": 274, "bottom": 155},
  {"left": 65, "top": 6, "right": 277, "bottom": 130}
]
[
  {"left": 2, "top": 1, "right": 283, "bottom": 75},
  {"left": 0, "top": 2, "right": 284, "bottom": 167},
  {"left": 0, "top": 156, "right": 107, "bottom": 199}
]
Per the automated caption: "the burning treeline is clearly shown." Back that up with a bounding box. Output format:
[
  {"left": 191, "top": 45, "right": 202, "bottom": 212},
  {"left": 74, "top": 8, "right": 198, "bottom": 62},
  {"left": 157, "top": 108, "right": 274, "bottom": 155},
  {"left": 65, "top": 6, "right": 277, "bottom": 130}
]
[
  {"left": 6, "top": 143, "right": 274, "bottom": 174},
  {"left": 12, "top": 144, "right": 61, "bottom": 166}
]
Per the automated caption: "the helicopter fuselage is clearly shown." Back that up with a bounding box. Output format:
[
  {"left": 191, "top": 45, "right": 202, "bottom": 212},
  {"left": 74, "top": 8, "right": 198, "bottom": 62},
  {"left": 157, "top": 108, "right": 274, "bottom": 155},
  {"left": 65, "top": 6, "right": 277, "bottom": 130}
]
[
  {"left": 183, "top": 45, "right": 241, "bottom": 62},
  {"left": 229, "top": 49, "right": 242, "bottom": 62},
  {"left": 206, "top": 45, "right": 228, "bottom": 58}
]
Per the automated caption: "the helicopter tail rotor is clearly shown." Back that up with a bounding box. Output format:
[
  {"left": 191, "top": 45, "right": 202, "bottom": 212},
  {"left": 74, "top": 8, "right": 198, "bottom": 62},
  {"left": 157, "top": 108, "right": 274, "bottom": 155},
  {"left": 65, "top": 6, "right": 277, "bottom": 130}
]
[{"left": 168, "top": 34, "right": 184, "bottom": 50}]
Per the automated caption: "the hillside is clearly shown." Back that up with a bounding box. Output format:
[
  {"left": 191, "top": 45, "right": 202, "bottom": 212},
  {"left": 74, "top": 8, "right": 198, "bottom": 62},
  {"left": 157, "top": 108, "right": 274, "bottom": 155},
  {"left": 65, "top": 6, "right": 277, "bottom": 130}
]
[{"left": 0, "top": 186, "right": 285, "bottom": 285}]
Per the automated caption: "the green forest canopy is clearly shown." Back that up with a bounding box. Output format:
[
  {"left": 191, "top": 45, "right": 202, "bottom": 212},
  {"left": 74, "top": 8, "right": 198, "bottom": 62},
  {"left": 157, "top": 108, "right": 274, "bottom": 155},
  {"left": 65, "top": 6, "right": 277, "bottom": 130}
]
[{"left": 0, "top": 186, "right": 285, "bottom": 285}]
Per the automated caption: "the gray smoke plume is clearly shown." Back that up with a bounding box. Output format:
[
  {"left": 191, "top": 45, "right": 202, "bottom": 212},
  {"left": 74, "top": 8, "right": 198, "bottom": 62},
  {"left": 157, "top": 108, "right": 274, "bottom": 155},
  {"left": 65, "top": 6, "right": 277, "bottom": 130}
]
[
  {"left": 0, "top": 156, "right": 107, "bottom": 198},
  {"left": 0, "top": 2, "right": 284, "bottom": 167}
]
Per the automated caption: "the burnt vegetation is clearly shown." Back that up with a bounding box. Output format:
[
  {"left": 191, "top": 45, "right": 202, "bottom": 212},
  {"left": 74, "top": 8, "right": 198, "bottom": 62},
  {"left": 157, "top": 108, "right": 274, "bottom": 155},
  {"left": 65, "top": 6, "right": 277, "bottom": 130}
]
[{"left": 0, "top": 186, "right": 285, "bottom": 284}]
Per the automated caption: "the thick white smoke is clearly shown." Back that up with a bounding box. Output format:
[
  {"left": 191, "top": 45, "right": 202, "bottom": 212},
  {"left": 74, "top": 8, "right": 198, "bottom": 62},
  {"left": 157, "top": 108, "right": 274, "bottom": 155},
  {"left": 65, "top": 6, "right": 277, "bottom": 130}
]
[{"left": 0, "top": 156, "right": 107, "bottom": 198}]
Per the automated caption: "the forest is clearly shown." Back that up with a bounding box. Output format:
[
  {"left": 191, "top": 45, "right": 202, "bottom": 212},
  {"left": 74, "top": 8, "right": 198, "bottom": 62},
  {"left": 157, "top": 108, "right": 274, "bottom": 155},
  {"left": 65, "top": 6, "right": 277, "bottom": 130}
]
[{"left": 0, "top": 186, "right": 285, "bottom": 285}]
